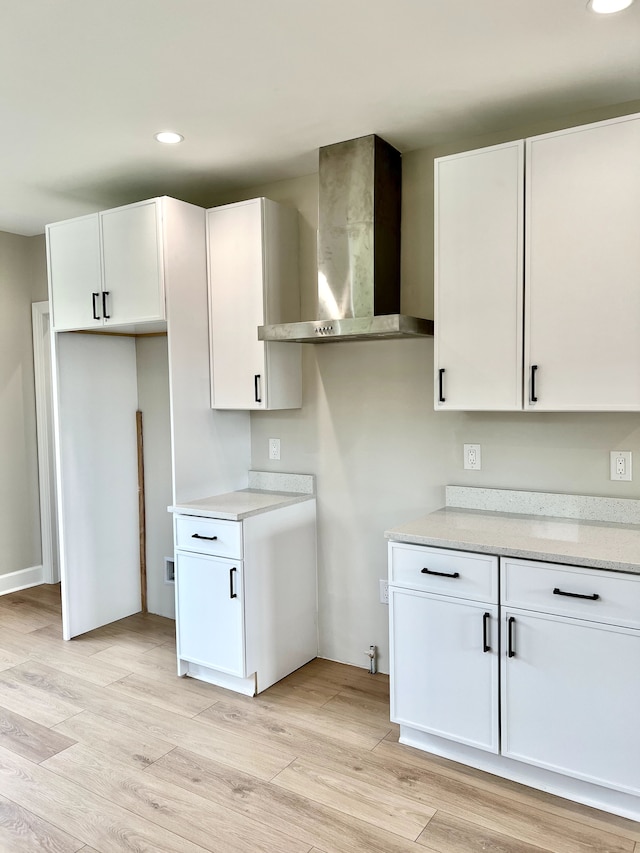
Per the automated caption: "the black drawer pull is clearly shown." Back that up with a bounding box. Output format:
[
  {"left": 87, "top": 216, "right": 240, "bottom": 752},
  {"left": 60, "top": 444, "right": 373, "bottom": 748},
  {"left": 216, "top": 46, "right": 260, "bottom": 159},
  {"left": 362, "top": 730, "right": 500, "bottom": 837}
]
[
  {"left": 254, "top": 374, "right": 262, "bottom": 403},
  {"left": 92, "top": 292, "right": 100, "bottom": 320},
  {"left": 482, "top": 612, "right": 491, "bottom": 653},
  {"left": 421, "top": 567, "right": 459, "bottom": 579},
  {"left": 191, "top": 533, "right": 218, "bottom": 541},
  {"left": 102, "top": 291, "right": 110, "bottom": 319},
  {"left": 229, "top": 567, "right": 237, "bottom": 599},
  {"left": 438, "top": 368, "right": 446, "bottom": 403},
  {"left": 508, "top": 616, "right": 516, "bottom": 658},
  {"left": 530, "top": 364, "right": 538, "bottom": 403},
  {"left": 553, "top": 587, "right": 599, "bottom": 601}
]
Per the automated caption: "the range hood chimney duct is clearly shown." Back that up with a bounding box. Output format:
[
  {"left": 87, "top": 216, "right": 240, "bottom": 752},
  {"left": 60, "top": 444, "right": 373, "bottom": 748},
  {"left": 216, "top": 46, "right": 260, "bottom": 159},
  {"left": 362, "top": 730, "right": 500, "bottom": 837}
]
[{"left": 258, "top": 134, "right": 433, "bottom": 343}]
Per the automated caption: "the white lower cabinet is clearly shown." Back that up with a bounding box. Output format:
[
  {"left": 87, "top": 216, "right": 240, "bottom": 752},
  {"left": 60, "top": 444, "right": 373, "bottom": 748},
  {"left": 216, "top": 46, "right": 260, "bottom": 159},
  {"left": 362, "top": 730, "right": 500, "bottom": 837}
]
[
  {"left": 390, "top": 589, "right": 499, "bottom": 752},
  {"left": 501, "top": 608, "right": 640, "bottom": 796},
  {"left": 501, "top": 557, "right": 640, "bottom": 800},
  {"left": 175, "top": 553, "right": 245, "bottom": 677},
  {"left": 389, "top": 544, "right": 640, "bottom": 820},
  {"left": 174, "top": 500, "right": 317, "bottom": 696}
]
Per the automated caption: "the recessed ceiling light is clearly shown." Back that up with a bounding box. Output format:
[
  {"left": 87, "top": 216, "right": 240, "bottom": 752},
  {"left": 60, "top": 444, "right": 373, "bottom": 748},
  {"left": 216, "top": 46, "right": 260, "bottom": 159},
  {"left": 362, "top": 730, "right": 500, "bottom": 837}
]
[
  {"left": 154, "top": 131, "right": 184, "bottom": 144},
  {"left": 587, "top": 0, "right": 634, "bottom": 13}
]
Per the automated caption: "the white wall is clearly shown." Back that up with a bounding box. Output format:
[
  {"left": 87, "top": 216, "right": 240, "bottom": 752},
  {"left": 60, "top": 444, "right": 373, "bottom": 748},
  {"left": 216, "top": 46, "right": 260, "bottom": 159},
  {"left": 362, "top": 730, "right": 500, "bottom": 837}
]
[
  {"left": 0, "top": 231, "right": 42, "bottom": 576},
  {"left": 208, "top": 99, "right": 640, "bottom": 673}
]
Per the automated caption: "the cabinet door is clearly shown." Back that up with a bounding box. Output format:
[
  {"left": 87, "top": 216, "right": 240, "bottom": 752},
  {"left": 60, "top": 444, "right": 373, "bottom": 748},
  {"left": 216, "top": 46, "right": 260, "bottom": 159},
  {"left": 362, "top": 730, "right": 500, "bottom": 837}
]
[
  {"left": 100, "top": 199, "right": 164, "bottom": 326},
  {"left": 175, "top": 552, "right": 245, "bottom": 677},
  {"left": 47, "top": 214, "right": 102, "bottom": 331},
  {"left": 435, "top": 141, "right": 524, "bottom": 411},
  {"left": 390, "top": 589, "right": 499, "bottom": 753},
  {"left": 502, "top": 609, "right": 640, "bottom": 795},
  {"left": 525, "top": 115, "right": 640, "bottom": 410},
  {"left": 208, "top": 199, "right": 267, "bottom": 409}
]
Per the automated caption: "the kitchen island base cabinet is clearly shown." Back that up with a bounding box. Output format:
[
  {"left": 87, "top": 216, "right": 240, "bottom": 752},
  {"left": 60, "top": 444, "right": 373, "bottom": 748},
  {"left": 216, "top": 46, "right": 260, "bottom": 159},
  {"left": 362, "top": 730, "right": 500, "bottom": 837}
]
[{"left": 174, "top": 499, "right": 317, "bottom": 696}]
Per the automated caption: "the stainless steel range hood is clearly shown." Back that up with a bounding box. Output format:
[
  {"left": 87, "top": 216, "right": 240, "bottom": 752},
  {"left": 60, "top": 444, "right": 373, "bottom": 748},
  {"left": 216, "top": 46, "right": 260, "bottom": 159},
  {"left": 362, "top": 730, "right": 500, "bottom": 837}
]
[{"left": 258, "top": 134, "right": 433, "bottom": 343}]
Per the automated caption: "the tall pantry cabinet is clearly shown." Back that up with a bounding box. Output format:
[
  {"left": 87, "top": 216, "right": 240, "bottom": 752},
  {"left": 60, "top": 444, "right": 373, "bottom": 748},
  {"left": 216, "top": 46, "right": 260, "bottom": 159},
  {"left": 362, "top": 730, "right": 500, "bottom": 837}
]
[
  {"left": 47, "top": 197, "right": 250, "bottom": 640},
  {"left": 434, "top": 112, "right": 640, "bottom": 411}
]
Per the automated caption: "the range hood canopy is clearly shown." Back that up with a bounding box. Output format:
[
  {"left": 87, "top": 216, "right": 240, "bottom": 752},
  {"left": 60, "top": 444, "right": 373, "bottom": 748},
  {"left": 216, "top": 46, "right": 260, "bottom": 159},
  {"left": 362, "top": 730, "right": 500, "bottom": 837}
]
[{"left": 258, "top": 134, "right": 433, "bottom": 343}]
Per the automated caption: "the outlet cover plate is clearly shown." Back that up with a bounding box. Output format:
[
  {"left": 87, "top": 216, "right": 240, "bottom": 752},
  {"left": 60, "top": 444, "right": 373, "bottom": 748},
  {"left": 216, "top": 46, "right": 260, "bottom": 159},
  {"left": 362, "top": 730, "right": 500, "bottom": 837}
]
[
  {"left": 464, "top": 444, "right": 482, "bottom": 470},
  {"left": 610, "top": 450, "right": 632, "bottom": 481},
  {"left": 268, "top": 438, "right": 281, "bottom": 461}
]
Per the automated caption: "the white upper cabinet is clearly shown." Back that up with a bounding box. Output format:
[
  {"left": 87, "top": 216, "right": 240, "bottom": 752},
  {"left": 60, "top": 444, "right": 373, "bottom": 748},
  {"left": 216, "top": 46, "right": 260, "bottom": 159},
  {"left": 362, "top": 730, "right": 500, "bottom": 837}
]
[
  {"left": 47, "top": 198, "right": 166, "bottom": 332},
  {"left": 47, "top": 213, "right": 103, "bottom": 331},
  {"left": 207, "top": 197, "right": 302, "bottom": 410},
  {"left": 100, "top": 199, "right": 164, "bottom": 328},
  {"left": 525, "top": 115, "right": 640, "bottom": 411},
  {"left": 435, "top": 141, "right": 524, "bottom": 411},
  {"left": 435, "top": 112, "right": 640, "bottom": 412}
]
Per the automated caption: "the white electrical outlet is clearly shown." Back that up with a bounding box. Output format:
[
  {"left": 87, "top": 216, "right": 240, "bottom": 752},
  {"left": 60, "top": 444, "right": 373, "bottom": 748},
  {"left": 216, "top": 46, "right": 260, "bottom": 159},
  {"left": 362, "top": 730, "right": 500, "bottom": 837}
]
[
  {"left": 610, "top": 450, "right": 632, "bottom": 481},
  {"left": 464, "top": 444, "right": 482, "bottom": 470},
  {"left": 379, "top": 579, "right": 389, "bottom": 605},
  {"left": 268, "top": 438, "right": 281, "bottom": 461}
]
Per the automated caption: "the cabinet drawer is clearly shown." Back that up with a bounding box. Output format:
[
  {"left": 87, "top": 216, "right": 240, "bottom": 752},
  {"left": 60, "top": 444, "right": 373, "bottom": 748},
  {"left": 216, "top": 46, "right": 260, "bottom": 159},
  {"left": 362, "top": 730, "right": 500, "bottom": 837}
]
[
  {"left": 501, "top": 558, "right": 640, "bottom": 629},
  {"left": 175, "top": 515, "right": 243, "bottom": 558},
  {"left": 389, "top": 543, "right": 498, "bottom": 603}
]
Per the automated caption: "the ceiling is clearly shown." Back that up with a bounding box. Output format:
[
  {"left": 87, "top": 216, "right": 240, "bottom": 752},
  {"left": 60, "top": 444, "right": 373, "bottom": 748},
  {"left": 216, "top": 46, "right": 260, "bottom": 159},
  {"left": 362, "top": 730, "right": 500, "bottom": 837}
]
[{"left": 2, "top": 0, "right": 639, "bottom": 236}]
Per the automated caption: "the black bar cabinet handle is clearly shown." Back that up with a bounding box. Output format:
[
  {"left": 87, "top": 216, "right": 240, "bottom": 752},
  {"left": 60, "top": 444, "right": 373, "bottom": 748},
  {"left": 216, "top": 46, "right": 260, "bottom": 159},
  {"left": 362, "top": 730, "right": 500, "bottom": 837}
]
[
  {"left": 530, "top": 364, "right": 538, "bottom": 403},
  {"left": 102, "top": 291, "right": 110, "bottom": 319},
  {"left": 553, "top": 587, "right": 599, "bottom": 601},
  {"left": 508, "top": 616, "right": 516, "bottom": 658},
  {"left": 191, "top": 533, "right": 218, "bottom": 541},
  {"left": 92, "top": 292, "right": 100, "bottom": 320},
  {"left": 421, "top": 567, "right": 459, "bottom": 579},
  {"left": 483, "top": 612, "right": 491, "bottom": 653},
  {"left": 229, "top": 567, "right": 237, "bottom": 599},
  {"left": 438, "top": 368, "right": 446, "bottom": 403},
  {"left": 254, "top": 374, "right": 262, "bottom": 403}
]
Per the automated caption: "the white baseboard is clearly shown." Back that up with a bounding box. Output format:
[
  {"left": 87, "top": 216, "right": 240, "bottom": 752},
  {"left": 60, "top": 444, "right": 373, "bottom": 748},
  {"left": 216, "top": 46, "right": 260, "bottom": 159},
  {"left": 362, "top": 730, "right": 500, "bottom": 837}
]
[{"left": 0, "top": 565, "right": 44, "bottom": 596}]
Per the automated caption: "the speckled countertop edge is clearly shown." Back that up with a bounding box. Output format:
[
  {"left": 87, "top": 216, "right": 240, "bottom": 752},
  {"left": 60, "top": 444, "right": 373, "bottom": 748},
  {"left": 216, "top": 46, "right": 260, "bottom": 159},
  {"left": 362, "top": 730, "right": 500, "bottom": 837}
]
[
  {"left": 386, "top": 489, "right": 640, "bottom": 575},
  {"left": 170, "top": 490, "right": 315, "bottom": 521},
  {"left": 169, "top": 471, "right": 315, "bottom": 520}
]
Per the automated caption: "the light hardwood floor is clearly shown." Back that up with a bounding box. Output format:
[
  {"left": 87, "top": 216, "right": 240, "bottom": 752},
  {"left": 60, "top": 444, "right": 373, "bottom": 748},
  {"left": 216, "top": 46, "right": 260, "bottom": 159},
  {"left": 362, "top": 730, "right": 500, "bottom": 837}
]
[{"left": 0, "top": 584, "right": 637, "bottom": 853}]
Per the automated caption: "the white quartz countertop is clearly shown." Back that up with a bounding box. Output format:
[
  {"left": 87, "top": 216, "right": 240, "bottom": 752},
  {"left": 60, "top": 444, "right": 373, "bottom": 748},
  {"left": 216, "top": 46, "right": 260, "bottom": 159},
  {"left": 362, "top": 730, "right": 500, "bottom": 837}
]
[
  {"left": 170, "top": 489, "right": 314, "bottom": 521},
  {"left": 385, "top": 507, "right": 640, "bottom": 575}
]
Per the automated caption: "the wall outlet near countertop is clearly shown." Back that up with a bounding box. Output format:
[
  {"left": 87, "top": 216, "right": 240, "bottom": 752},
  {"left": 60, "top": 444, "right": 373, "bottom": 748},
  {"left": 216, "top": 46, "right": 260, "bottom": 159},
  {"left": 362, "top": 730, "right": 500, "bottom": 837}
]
[
  {"left": 379, "top": 579, "right": 389, "bottom": 605},
  {"left": 464, "top": 444, "right": 482, "bottom": 470},
  {"left": 268, "top": 438, "right": 281, "bottom": 461},
  {"left": 610, "top": 450, "right": 632, "bottom": 481}
]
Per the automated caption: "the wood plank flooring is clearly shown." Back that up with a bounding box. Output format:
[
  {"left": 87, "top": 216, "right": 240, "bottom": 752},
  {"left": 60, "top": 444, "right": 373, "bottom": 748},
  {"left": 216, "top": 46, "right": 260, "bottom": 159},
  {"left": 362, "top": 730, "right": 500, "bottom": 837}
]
[{"left": 0, "top": 584, "right": 637, "bottom": 852}]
